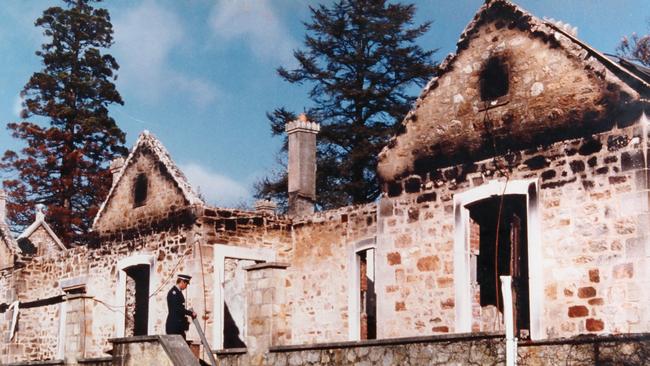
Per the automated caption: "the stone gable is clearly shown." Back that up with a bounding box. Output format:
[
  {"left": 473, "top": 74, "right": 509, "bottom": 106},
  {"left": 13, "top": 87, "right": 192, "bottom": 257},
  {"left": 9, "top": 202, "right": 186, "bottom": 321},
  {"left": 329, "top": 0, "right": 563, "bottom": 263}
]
[
  {"left": 93, "top": 142, "right": 198, "bottom": 235},
  {"left": 377, "top": 0, "right": 647, "bottom": 183},
  {"left": 27, "top": 225, "right": 64, "bottom": 257}
]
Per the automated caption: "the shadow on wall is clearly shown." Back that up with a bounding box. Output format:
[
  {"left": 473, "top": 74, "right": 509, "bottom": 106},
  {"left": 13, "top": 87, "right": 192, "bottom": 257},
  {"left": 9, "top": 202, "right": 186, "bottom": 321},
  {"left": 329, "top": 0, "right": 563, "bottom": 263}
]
[{"left": 224, "top": 303, "right": 246, "bottom": 348}]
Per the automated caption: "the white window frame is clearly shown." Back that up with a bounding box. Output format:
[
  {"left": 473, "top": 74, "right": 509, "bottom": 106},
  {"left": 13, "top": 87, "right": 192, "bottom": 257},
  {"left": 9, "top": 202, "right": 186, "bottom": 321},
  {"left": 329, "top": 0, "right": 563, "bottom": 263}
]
[
  {"left": 452, "top": 178, "right": 543, "bottom": 340},
  {"left": 347, "top": 237, "right": 376, "bottom": 341},
  {"left": 212, "top": 244, "right": 275, "bottom": 349},
  {"left": 115, "top": 254, "right": 156, "bottom": 337}
]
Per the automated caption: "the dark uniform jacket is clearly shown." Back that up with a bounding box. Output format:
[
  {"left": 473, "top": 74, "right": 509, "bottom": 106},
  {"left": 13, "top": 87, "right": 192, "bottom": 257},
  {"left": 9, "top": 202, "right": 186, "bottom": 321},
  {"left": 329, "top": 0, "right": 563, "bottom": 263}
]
[{"left": 165, "top": 286, "right": 193, "bottom": 336}]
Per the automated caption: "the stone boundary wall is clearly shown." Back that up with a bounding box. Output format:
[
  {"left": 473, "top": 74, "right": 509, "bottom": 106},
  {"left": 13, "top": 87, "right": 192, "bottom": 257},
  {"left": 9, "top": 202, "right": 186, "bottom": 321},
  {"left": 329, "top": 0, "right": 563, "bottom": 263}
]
[
  {"left": 517, "top": 333, "right": 650, "bottom": 365},
  {"left": 213, "top": 332, "right": 650, "bottom": 366},
  {"left": 0, "top": 361, "right": 63, "bottom": 366},
  {"left": 76, "top": 358, "right": 111, "bottom": 366},
  {"left": 218, "top": 333, "right": 504, "bottom": 365}
]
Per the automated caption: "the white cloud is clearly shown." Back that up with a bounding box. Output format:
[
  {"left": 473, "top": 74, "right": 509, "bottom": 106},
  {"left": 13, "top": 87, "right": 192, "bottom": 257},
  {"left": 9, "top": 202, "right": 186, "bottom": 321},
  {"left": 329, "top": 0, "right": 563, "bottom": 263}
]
[
  {"left": 180, "top": 162, "right": 250, "bottom": 208},
  {"left": 209, "top": 0, "right": 297, "bottom": 65},
  {"left": 113, "top": 1, "right": 220, "bottom": 107},
  {"left": 12, "top": 95, "right": 24, "bottom": 118},
  {"left": 170, "top": 75, "right": 221, "bottom": 109}
]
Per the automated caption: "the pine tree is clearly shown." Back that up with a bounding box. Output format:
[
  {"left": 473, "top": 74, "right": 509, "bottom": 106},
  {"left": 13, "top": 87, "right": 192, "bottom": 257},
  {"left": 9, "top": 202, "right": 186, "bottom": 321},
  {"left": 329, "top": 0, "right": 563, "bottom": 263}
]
[
  {"left": 617, "top": 22, "right": 650, "bottom": 66},
  {"left": 256, "top": 0, "right": 436, "bottom": 210},
  {"left": 1, "top": 0, "right": 126, "bottom": 243}
]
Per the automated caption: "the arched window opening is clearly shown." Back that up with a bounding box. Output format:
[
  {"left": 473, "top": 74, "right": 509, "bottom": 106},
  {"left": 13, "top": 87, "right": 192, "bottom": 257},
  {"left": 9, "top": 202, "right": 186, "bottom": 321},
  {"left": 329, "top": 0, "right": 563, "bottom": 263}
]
[
  {"left": 480, "top": 56, "right": 509, "bottom": 101},
  {"left": 133, "top": 173, "right": 148, "bottom": 207}
]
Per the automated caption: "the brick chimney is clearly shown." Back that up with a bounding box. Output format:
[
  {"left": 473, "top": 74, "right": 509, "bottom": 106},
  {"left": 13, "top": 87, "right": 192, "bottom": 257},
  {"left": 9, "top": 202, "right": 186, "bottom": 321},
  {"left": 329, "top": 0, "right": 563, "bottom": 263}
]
[
  {"left": 0, "top": 189, "right": 7, "bottom": 223},
  {"left": 286, "top": 114, "right": 320, "bottom": 216},
  {"left": 110, "top": 157, "right": 125, "bottom": 184}
]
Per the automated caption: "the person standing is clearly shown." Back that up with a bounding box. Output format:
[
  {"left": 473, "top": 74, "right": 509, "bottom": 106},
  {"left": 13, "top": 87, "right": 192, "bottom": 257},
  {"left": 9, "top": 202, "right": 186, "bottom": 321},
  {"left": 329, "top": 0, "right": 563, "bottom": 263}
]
[{"left": 166, "top": 274, "right": 197, "bottom": 338}]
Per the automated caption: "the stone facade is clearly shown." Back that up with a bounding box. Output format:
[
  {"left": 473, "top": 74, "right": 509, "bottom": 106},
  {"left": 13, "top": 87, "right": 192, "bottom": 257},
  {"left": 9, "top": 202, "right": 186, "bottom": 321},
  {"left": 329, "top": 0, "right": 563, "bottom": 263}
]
[{"left": 1, "top": 1, "right": 650, "bottom": 365}]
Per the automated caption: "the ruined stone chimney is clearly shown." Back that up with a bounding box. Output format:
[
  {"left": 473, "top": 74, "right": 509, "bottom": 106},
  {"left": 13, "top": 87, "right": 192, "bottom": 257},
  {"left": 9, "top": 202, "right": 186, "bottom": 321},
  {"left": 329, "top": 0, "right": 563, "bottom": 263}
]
[
  {"left": 254, "top": 199, "right": 277, "bottom": 215},
  {"left": 286, "top": 114, "right": 320, "bottom": 216},
  {"left": 0, "top": 189, "right": 7, "bottom": 223},
  {"left": 110, "top": 157, "right": 125, "bottom": 184}
]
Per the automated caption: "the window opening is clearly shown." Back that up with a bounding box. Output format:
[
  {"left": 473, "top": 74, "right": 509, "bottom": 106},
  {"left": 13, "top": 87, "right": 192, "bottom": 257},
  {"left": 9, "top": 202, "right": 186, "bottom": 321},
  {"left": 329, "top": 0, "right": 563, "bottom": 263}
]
[
  {"left": 358, "top": 249, "right": 376, "bottom": 340},
  {"left": 124, "top": 264, "right": 150, "bottom": 336},
  {"left": 479, "top": 57, "right": 509, "bottom": 101},
  {"left": 467, "top": 194, "right": 529, "bottom": 337},
  {"left": 17, "top": 237, "right": 37, "bottom": 255},
  {"left": 133, "top": 173, "right": 148, "bottom": 207}
]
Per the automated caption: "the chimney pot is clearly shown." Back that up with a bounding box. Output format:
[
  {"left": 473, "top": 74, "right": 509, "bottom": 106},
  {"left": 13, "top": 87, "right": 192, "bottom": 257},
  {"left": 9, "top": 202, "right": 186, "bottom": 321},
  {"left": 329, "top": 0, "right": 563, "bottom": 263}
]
[
  {"left": 35, "top": 204, "right": 46, "bottom": 221},
  {"left": 254, "top": 199, "right": 277, "bottom": 215},
  {"left": 286, "top": 115, "right": 320, "bottom": 216}
]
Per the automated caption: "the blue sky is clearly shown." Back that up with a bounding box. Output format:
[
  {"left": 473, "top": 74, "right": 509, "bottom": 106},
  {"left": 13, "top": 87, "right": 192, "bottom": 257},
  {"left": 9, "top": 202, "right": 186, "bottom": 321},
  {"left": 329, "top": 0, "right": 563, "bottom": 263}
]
[{"left": 0, "top": 0, "right": 648, "bottom": 207}]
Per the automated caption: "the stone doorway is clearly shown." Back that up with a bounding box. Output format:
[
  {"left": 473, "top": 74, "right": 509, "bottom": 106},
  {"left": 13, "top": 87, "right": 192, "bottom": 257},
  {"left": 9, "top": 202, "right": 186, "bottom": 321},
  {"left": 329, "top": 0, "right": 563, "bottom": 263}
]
[
  {"left": 467, "top": 194, "right": 530, "bottom": 337},
  {"left": 124, "top": 264, "right": 150, "bottom": 336}
]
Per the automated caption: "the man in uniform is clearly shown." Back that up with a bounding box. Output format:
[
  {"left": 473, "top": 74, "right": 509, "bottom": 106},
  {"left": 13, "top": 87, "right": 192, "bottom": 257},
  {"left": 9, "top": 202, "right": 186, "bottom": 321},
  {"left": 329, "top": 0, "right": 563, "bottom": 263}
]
[{"left": 166, "top": 274, "right": 197, "bottom": 338}]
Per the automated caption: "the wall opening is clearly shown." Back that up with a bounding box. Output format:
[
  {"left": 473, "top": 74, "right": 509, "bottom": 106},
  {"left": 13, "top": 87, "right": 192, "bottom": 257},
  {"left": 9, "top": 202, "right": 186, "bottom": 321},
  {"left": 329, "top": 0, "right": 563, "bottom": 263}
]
[
  {"left": 357, "top": 249, "right": 376, "bottom": 340},
  {"left": 467, "top": 194, "right": 529, "bottom": 337},
  {"left": 212, "top": 245, "right": 275, "bottom": 349},
  {"left": 124, "top": 264, "right": 150, "bottom": 336},
  {"left": 479, "top": 56, "right": 509, "bottom": 101},
  {"left": 133, "top": 173, "right": 148, "bottom": 207},
  {"left": 222, "top": 258, "right": 254, "bottom": 348}
]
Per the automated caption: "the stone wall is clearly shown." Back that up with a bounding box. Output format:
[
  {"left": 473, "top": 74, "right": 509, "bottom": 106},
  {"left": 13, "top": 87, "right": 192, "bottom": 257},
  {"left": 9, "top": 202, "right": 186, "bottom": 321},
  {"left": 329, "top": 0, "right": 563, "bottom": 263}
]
[
  {"left": 287, "top": 204, "right": 377, "bottom": 345},
  {"left": 215, "top": 334, "right": 502, "bottom": 366},
  {"left": 9, "top": 305, "right": 60, "bottom": 361},
  {"left": 94, "top": 148, "right": 191, "bottom": 234},
  {"left": 377, "top": 1, "right": 643, "bottom": 181},
  {"left": 375, "top": 117, "right": 650, "bottom": 339},
  {"left": 517, "top": 333, "right": 650, "bottom": 365},
  {"left": 194, "top": 207, "right": 291, "bottom": 348},
  {"left": 27, "top": 226, "right": 61, "bottom": 257},
  {"left": 213, "top": 333, "right": 650, "bottom": 366},
  {"left": 245, "top": 263, "right": 290, "bottom": 356},
  {"left": 0, "top": 270, "right": 16, "bottom": 363},
  {"left": 376, "top": 189, "right": 455, "bottom": 338},
  {"left": 2, "top": 114, "right": 649, "bottom": 365},
  {"left": 0, "top": 198, "right": 297, "bottom": 364},
  {"left": 0, "top": 223, "right": 200, "bottom": 363}
]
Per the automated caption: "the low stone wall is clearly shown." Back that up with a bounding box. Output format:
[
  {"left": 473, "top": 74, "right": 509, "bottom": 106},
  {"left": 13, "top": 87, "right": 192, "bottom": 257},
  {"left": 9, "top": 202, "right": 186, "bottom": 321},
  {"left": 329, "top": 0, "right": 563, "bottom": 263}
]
[
  {"left": 76, "top": 357, "right": 111, "bottom": 366},
  {"left": 213, "top": 332, "right": 650, "bottom": 366},
  {"left": 519, "top": 333, "right": 650, "bottom": 365},
  {"left": 0, "top": 361, "right": 63, "bottom": 366},
  {"left": 216, "top": 333, "right": 504, "bottom": 366}
]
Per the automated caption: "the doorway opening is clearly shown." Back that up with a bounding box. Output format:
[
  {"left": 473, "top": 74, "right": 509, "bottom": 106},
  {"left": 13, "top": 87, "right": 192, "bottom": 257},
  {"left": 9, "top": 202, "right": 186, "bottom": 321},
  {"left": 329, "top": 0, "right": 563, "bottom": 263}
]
[
  {"left": 124, "top": 264, "right": 150, "bottom": 336},
  {"left": 467, "top": 194, "right": 530, "bottom": 337},
  {"left": 223, "top": 258, "right": 255, "bottom": 348}
]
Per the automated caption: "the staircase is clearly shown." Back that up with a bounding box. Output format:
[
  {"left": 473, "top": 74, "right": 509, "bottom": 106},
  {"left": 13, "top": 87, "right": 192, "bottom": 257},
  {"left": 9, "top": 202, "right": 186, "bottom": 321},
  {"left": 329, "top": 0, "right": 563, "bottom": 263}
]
[{"left": 110, "top": 335, "right": 201, "bottom": 366}]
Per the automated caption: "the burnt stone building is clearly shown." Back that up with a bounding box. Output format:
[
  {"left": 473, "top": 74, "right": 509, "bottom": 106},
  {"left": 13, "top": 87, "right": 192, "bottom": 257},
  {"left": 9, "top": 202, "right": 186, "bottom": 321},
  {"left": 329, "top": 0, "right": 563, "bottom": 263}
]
[{"left": 1, "top": 1, "right": 650, "bottom": 365}]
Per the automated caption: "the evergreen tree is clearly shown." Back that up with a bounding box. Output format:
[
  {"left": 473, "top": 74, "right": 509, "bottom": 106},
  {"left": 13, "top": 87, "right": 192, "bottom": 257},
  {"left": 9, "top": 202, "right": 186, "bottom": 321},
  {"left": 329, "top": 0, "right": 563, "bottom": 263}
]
[
  {"left": 1, "top": 0, "right": 126, "bottom": 243},
  {"left": 256, "top": 0, "right": 436, "bottom": 210},
  {"left": 617, "top": 22, "right": 650, "bottom": 66}
]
